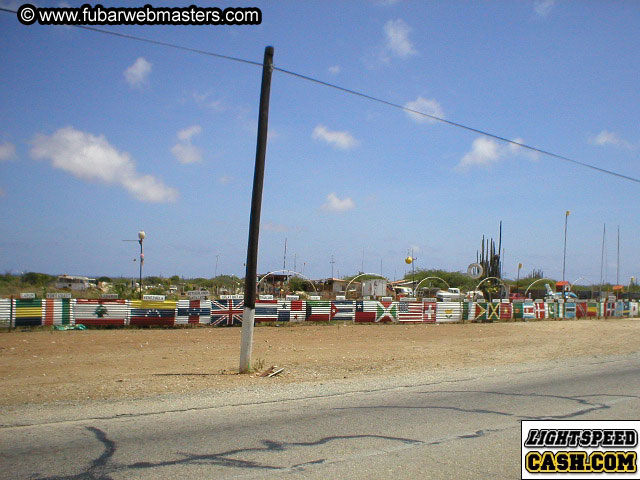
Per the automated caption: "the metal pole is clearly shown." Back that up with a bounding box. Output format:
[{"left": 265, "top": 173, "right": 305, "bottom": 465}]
[
  {"left": 139, "top": 239, "right": 143, "bottom": 299},
  {"left": 562, "top": 211, "right": 569, "bottom": 282},
  {"left": 240, "top": 46, "right": 274, "bottom": 374}
]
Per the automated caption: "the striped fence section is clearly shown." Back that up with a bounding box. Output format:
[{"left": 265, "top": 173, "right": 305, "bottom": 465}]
[
  {"left": 42, "top": 298, "right": 73, "bottom": 326},
  {"left": 176, "top": 299, "right": 211, "bottom": 325},
  {"left": 0, "top": 298, "right": 11, "bottom": 328},
  {"left": 306, "top": 300, "right": 333, "bottom": 322},
  {"left": 130, "top": 300, "right": 177, "bottom": 326},
  {"left": 75, "top": 299, "right": 129, "bottom": 326},
  {"left": 255, "top": 299, "right": 278, "bottom": 322},
  {"left": 436, "top": 302, "right": 462, "bottom": 323},
  {"left": 14, "top": 298, "right": 43, "bottom": 327},
  {"left": 1, "top": 297, "right": 639, "bottom": 328},
  {"left": 332, "top": 300, "right": 356, "bottom": 322}
]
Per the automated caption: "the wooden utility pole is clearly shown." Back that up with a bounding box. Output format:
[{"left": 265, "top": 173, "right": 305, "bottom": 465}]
[{"left": 240, "top": 46, "right": 274, "bottom": 374}]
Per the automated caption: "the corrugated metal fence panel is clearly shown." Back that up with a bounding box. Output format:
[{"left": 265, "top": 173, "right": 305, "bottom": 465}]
[
  {"left": 523, "top": 301, "right": 535, "bottom": 320},
  {"left": 486, "top": 302, "right": 501, "bottom": 321},
  {"left": 354, "top": 300, "right": 377, "bottom": 323},
  {"left": 563, "top": 302, "right": 576, "bottom": 319},
  {"left": 615, "top": 301, "right": 624, "bottom": 317},
  {"left": 423, "top": 301, "right": 437, "bottom": 323},
  {"left": 436, "top": 302, "right": 462, "bottom": 323},
  {"left": 631, "top": 301, "right": 639, "bottom": 318},
  {"left": 306, "top": 300, "right": 332, "bottom": 321},
  {"left": 255, "top": 299, "right": 278, "bottom": 322},
  {"left": 545, "top": 302, "right": 557, "bottom": 319},
  {"left": 499, "top": 302, "right": 513, "bottom": 321},
  {"left": 604, "top": 301, "right": 616, "bottom": 318},
  {"left": 130, "top": 300, "right": 177, "bottom": 326},
  {"left": 210, "top": 298, "right": 244, "bottom": 326},
  {"left": 512, "top": 302, "right": 524, "bottom": 320},
  {"left": 42, "top": 298, "right": 73, "bottom": 325},
  {"left": 473, "top": 302, "right": 488, "bottom": 322},
  {"left": 534, "top": 301, "right": 546, "bottom": 319},
  {"left": 397, "top": 301, "right": 423, "bottom": 323},
  {"left": 332, "top": 300, "right": 355, "bottom": 322},
  {"left": 0, "top": 298, "right": 11, "bottom": 328},
  {"left": 14, "top": 298, "right": 43, "bottom": 326},
  {"left": 176, "top": 299, "right": 211, "bottom": 325},
  {"left": 75, "top": 299, "right": 129, "bottom": 326}
]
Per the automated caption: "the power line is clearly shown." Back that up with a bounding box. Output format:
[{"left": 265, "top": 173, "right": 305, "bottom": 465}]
[{"left": 2, "top": 7, "right": 639, "bottom": 184}]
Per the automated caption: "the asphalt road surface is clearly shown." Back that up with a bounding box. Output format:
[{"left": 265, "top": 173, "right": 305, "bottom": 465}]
[{"left": 2, "top": 353, "right": 639, "bottom": 479}]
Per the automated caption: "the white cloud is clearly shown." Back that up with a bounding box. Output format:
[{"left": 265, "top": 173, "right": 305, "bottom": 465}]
[
  {"left": 192, "top": 91, "right": 226, "bottom": 112},
  {"left": 404, "top": 96, "right": 444, "bottom": 124},
  {"left": 321, "top": 193, "right": 355, "bottom": 212},
  {"left": 312, "top": 125, "right": 359, "bottom": 150},
  {"left": 0, "top": 141, "right": 16, "bottom": 161},
  {"left": 30, "top": 126, "right": 178, "bottom": 203},
  {"left": 218, "top": 175, "right": 233, "bottom": 185},
  {"left": 328, "top": 65, "right": 341, "bottom": 75},
  {"left": 171, "top": 125, "right": 203, "bottom": 164},
  {"left": 124, "top": 57, "right": 152, "bottom": 88},
  {"left": 589, "top": 130, "right": 633, "bottom": 149},
  {"left": 171, "top": 143, "right": 202, "bottom": 165},
  {"left": 534, "top": 0, "right": 555, "bottom": 17},
  {"left": 458, "top": 137, "right": 501, "bottom": 170},
  {"left": 383, "top": 19, "right": 417, "bottom": 59},
  {"left": 177, "top": 125, "right": 201, "bottom": 142},
  {"left": 457, "top": 136, "right": 539, "bottom": 171}
]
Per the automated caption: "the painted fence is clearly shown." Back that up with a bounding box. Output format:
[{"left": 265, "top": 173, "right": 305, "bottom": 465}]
[{"left": 0, "top": 298, "right": 638, "bottom": 328}]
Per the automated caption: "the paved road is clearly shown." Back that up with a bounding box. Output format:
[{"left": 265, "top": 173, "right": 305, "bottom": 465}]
[{"left": 2, "top": 353, "right": 639, "bottom": 479}]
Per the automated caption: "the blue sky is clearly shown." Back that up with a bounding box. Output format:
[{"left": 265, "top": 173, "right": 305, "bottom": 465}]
[{"left": 1, "top": 0, "right": 639, "bottom": 285}]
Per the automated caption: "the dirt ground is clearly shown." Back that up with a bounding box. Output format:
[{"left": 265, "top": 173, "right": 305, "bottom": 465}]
[{"left": 1, "top": 319, "right": 639, "bottom": 406}]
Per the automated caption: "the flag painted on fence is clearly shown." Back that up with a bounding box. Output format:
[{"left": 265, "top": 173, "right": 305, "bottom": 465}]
[
  {"left": 331, "top": 300, "right": 355, "bottom": 321},
  {"left": 397, "top": 301, "right": 423, "bottom": 322},
  {"left": 255, "top": 299, "right": 278, "bottom": 322},
  {"left": 486, "top": 302, "right": 500, "bottom": 321},
  {"left": 474, "top": 302, "right": 487, "bottom": 322},
  {"left": 306, "top": 300, "right": 331, "bottom": 321},
  {"left": 576, "top": 301, "right": 587, "bottom": 318},
  {"left": 75, "top": 299, "right": 128, "bottom": 326},
  {"left": 210, "top": 299, "right": 243, "bottom": 326},
  {"left": 43, "top": 298, "right": 72, "bottom": 326},
  {"left": 546, "top": 302, "right": 557, "bottom": 319},
  {"left": 130, "top": 300, "right": 177, "bottom": 326},
  {"left": 436, "top": 302, "right": 462, "bottom": 323},
  {"left": 423, "top": 302, "right": 437, "bottom": 323},
  {"left": 355, "top": 300, "right": 377, "bottom": 323},
  {"left": 176, "top": 299, "right": 211, "bottom": 325},
  {"left": 523, "top": 301, "right": 535, "bottom": 320},
  {"left": 499, "top": 302, "right": 512, "bottom": 321},
  {"left": 534, "top": 301, "right": 546, "bottom": 319},
  {"left": 14, "top": 298, "right": 43, "bottom": 326},
  {"left": 376, "top": 301, "right": 397, "bottom": 322},
  {"left": 512, "top": 302, "right": 524, "bottom": 320},
  {"left": 564, "top": 302, "right": 576, "bottom": 319},
  {"left": 605, "top": 302, "right": 616, "bottom": 318}
]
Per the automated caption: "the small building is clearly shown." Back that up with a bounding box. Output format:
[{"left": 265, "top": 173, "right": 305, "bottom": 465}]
[
  {"left": 362, "top": 278, "right": 387, "bottom": 298},
  {"left": 55, "top": 275, "right": 94, "bottom": 291}
]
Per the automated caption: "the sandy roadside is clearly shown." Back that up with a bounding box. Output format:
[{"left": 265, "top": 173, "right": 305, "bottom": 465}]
[{"left": 1, "top": 318, "right": 639, "bottom": 407}]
